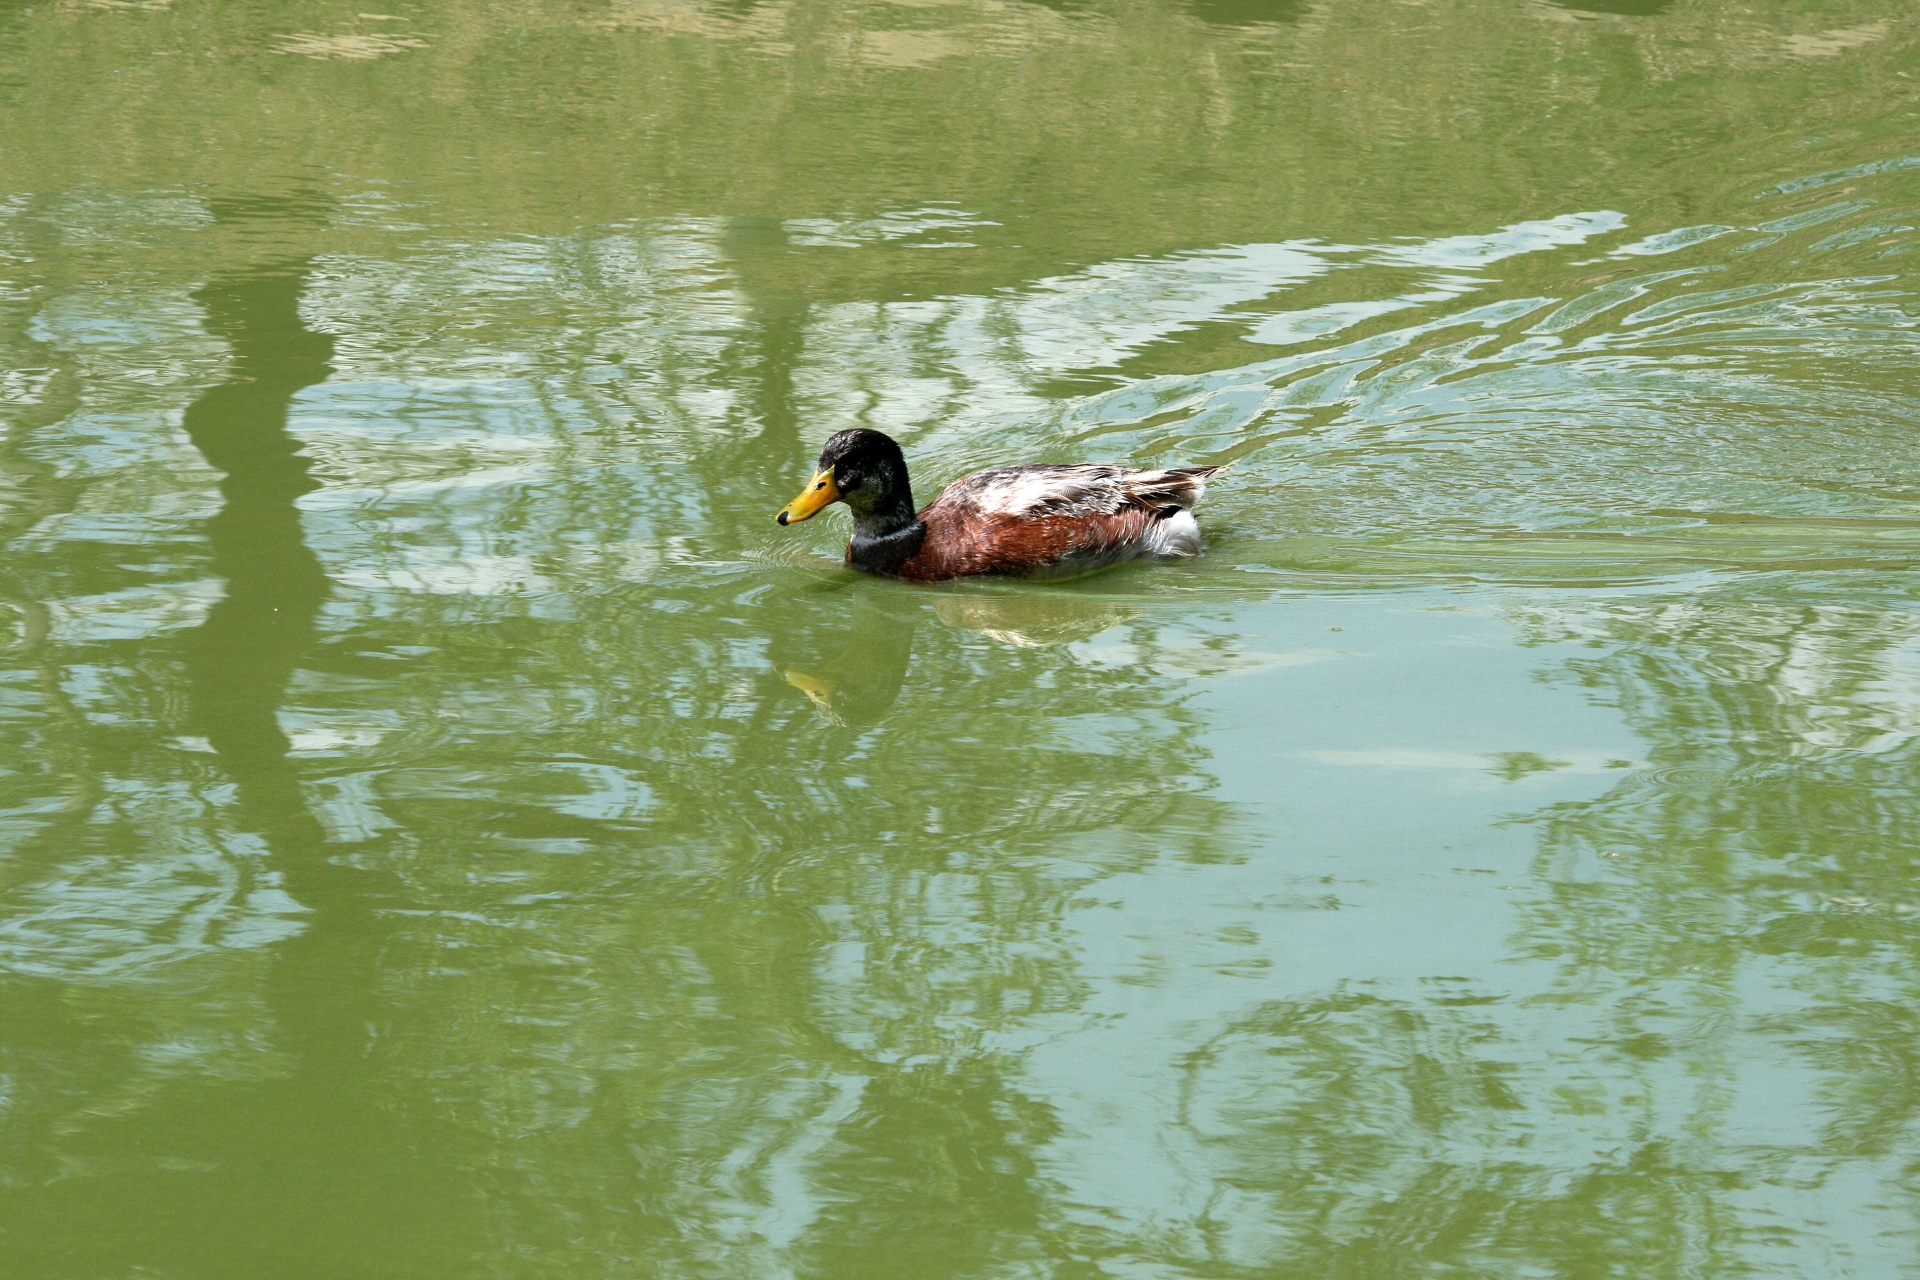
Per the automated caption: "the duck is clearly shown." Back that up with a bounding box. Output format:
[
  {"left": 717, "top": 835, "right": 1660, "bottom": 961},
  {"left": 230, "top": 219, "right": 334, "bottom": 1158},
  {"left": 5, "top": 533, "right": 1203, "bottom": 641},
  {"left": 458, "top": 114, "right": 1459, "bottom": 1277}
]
[{"left": 776, "top": 428, "right": 1222, "bottom": 582}]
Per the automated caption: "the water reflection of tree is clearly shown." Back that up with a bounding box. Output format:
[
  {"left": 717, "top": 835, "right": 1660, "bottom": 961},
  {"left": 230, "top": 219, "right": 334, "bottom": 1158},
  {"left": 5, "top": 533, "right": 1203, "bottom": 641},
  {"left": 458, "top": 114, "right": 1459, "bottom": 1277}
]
[
  {"left": 1000, "top": 589, "right": 1920, "bottom": 1278},
  {"left": 297, "top": 567, "right": 1235, "bottom": 1274},
  {"left": 1516, "top": 592, "right": 1920, "bottom": 1190},
  {"left": 284, "top": 230, "right": 1228, "bottom": 1276},
  {"left": 3, "top": 28, "right": 1913, "bottom": 1256},
  {"left": 1149, "top": 988, "right": 1754, "bottom": 1279},
  {"left": 0, "top": 261, "right": 493, "bottom": 1277},
  {"left": 5, "top": 0, "right": 1914, "bottom": 270},
  {"left": 6, "top": 226, "right": 1249, "bottom": 1274},
  {"left": 0, "top": 309, "right": 90, "bottom": 887}
]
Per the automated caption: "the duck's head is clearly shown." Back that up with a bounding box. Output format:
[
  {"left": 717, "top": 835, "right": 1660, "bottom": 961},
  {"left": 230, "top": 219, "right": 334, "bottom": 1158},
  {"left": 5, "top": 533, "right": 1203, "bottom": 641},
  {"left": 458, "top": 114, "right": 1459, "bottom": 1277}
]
[{"left": 776, "top": 429, "right": 914, "bottom": 527}]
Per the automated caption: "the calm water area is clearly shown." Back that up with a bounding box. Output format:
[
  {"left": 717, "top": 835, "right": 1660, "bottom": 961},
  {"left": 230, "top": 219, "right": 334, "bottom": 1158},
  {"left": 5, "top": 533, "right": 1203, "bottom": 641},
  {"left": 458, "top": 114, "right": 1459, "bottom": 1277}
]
[{"left": 3, "top": 1, "right": 1920, "bottom": 1275}]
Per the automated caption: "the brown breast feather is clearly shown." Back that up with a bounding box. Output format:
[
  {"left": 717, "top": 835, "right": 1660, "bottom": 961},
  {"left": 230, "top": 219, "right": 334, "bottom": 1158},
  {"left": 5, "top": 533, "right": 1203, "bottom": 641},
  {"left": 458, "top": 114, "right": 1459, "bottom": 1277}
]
[{"left": 895, "top": 505, "right": 1159, "bottom": 582}]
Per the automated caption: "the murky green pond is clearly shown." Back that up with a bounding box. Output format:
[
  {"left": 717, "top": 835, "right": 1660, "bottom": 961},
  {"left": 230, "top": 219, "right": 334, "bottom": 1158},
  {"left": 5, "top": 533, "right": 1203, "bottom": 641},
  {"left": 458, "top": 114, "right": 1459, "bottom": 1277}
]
[{"left": 4, "top": 1, "right": 1920, "bottom": 1275}]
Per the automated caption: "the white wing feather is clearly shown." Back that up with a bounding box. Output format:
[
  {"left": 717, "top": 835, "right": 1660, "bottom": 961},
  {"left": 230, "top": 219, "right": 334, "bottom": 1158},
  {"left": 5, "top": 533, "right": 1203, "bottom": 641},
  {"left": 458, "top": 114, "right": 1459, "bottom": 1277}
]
[{"left": 943, "top": 465, "right": 1215, "bottom": 519}]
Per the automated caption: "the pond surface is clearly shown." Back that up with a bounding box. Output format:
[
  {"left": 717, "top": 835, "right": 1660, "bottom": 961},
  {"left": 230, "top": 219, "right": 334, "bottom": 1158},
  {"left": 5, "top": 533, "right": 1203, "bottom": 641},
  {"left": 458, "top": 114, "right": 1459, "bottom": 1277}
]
[{"left": 4, "top": 2, "right": 1920, "bottom": 1276}]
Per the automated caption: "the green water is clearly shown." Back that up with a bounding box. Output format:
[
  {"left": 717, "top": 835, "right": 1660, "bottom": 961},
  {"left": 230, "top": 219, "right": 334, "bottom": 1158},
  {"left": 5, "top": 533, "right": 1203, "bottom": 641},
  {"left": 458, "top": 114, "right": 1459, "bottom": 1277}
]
[{"left": 3, "top": 1, "right": 1920, "bottom": 1275}]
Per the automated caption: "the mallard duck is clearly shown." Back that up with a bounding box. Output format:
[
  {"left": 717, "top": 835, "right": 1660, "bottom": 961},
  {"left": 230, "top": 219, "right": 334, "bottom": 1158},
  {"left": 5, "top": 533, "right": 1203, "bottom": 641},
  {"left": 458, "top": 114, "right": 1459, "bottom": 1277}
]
[{"left": 776, "top": 428, "right": 1222, "bottom": 582}]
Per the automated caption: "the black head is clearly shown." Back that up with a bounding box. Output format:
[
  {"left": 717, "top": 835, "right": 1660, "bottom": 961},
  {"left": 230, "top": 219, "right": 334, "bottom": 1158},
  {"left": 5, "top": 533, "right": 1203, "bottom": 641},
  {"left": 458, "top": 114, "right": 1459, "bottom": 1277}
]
[
  {"left": 817, "top": 429, "right": 910, "bottom": 511},
  {"left": 776, "top": 428, "right": 916, "bottom": 529}
]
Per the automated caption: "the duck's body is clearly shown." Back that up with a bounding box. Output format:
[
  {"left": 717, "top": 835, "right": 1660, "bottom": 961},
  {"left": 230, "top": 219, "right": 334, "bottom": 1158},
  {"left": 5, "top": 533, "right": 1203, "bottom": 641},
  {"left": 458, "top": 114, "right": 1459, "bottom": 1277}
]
[
  {"left": 778, "top": 430, "right": 1221, "bottom": 583},
  {"left": 873, "top": 463, "right": 1214, "bottom": 582}
]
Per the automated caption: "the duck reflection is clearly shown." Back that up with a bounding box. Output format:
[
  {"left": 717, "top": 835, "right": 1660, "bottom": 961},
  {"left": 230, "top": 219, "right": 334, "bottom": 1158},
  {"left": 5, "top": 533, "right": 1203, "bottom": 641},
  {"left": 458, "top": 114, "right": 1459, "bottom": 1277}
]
[
  {"left": 778, "top": 585, "right": 1138, "bottom": 725},
  {"left": 779, "top": 594, "right": 918, "bottom": 728},
  {"left": 930, "top": 588, "right": 1139, "bottom": 649}
]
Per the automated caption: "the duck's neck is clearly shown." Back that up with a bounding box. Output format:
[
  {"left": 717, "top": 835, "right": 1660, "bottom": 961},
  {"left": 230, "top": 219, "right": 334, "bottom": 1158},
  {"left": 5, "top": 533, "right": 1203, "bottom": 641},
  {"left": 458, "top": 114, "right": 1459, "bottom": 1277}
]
[
  {"left": 841, "top": 452, "right": 919, "bottom": 574},
  {"left": 847, "top": 503, "right": 925, "bottom": 576}
]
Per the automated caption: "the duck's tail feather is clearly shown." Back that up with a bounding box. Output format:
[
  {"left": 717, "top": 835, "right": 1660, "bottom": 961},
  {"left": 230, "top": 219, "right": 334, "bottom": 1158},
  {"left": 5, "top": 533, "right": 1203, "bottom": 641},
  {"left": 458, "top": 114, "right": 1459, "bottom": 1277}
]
[{"left": 1128, "top": 464, "right": 1225, "bottom": 512}]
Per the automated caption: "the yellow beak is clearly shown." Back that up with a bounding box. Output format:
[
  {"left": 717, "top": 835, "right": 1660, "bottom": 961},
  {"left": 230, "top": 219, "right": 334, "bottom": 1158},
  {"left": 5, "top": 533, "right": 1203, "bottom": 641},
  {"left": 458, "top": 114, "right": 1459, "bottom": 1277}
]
[
  {"left": 776, "top": 469, "right": 839, "bottom": 525},
  {"left": 782, "top": 668, "right": 837, "bottom": 707}
]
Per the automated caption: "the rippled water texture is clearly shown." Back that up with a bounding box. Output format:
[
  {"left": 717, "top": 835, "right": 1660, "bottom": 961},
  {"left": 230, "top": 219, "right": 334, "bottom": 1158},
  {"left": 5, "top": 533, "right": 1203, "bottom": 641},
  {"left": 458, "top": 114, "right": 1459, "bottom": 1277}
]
[{"left": 4, "top": 2, "right": 1920, "bottom": 1277}]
